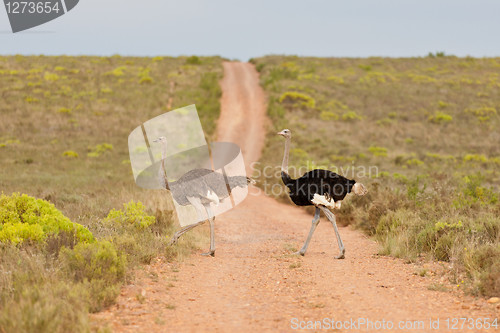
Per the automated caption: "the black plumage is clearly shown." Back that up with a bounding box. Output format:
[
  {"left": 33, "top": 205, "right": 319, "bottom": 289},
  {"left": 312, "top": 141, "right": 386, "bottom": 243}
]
[
  {"left": 277, "top": 128, "right": 367, "bottom": 258},
  {"left": 281, "top": 169, "right": 356, "bottom": 206}
]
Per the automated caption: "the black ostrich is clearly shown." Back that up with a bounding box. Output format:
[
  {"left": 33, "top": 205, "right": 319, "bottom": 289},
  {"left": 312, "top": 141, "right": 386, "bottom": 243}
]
[{"left": 277, "top": 129, "right": 367, "bottom": 259}]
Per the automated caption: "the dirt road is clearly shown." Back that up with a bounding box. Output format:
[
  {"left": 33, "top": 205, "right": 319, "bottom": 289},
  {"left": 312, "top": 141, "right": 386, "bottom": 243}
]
[{"left": 93, "top": 62, "right": 499, "bottom": 332}]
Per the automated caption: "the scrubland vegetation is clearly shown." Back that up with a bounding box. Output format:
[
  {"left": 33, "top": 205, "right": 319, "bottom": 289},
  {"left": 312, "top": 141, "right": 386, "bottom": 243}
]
[
  {"left": 250, "top": 55, "right": 500, "bottom": 297},
  {"left": 0, "top": 55, "right": 223, "bottom": 332}
]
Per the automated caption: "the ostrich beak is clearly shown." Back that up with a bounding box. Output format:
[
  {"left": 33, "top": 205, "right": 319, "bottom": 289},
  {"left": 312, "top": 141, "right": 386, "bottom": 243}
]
[
  {"left": 152, "top": 138, "right": 159, "bottom": 143},
  {"left": 277, "top": 130, "right": 285, "bottom": 136}
]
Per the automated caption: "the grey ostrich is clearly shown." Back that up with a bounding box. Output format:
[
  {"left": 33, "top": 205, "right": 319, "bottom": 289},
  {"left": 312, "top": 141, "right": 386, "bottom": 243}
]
[
  {"left": 153, "top": 136, "right": 253, "bottom": 256},
  {"left": 277, "top": 129, "right": 367, "bottom": 258}
]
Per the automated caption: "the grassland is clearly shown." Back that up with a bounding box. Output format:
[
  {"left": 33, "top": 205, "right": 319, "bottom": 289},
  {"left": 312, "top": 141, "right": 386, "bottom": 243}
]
[
  {"left": 250, "top": 55, "right": 500, "bottom": 296},
  {"left": 0, "top": 55, "right": 223, "bottom": 332}
]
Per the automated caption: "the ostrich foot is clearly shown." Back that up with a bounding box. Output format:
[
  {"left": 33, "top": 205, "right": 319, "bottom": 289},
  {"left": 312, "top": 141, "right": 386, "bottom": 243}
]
[
  {"left": 168, "top": 236, "right": 178, "bottom": 246},
  {"left": 335, "top": 249, "right": 345, "bottom": 259},
  {"left": 293, "top": 250, "right": 305, "bottom": 256},
  {"left": 201, "top": 250, "right": 215, "bottom": 257}
]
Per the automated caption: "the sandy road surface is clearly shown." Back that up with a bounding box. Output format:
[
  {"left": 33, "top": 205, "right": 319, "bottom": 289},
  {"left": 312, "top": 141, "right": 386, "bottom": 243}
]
[{"left": 92, "top": 62, "right": 499, "bottom": 332}]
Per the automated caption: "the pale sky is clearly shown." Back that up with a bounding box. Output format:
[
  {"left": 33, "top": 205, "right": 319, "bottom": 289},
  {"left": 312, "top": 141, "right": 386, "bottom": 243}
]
[{"left": 1, "top": 0, "right": 499, "bottom": 60}]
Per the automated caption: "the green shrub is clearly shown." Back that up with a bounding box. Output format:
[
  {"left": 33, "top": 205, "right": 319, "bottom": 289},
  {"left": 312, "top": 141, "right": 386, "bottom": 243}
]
[
  {"left": 373, "top": 171, "right": 389, "bottom": 178},
  {"left": 376, "top": 209, "right": 424, "bottom": 259},
  {"left": 460, "top": 174, "right": 498, "bottom": 205},
  {"left": 185, "top": 56, "right": 201, "bottom": 65},
  {"left": 0, "top": 139, "right": 20, "bottom": 148},
  {"left": 341, "top": 111, "right": 363, "bottom": 121},
  {"left": 0, "top": 193, "right": 94, "bottom": 245},
  {"left": 0, "top": 247, "right": 90, "bottom": 333},
  {"left": 104, "top": 66, "right": 126, "bottom": 77},
  {"left": 358, "top": 64, "right": 372, "bottom": 71},
  {"left": 324, "top": 99, "right": 349, "bottom": 111},
  {"left": 0, "top": 281, "right": 90, "bottom": 333},
  {"left": 199, "top": 72, "right": 220, "bottom": 93},
  {"left": 138, "top": 67, "right": 153, "bottom": 84},
  {"left": 376, "top": 118, "right": 394, "bottom": 126},
  {"left": 60, "top": 240, "right": 126, "bottom": 312},
  {"left": 87, "top": 143, "right": 113, "bottom": 157},
  {"left": 392, "top": 173, "right": 407, "bottom": 182},
  {"left": 290, "top": 148, "right": 309, "bottom": 161},
  {"left": 438, "top": 100, "right": 449, "bottom": 109},
  {"left": 409, "top": 74, "right": 437, "bottom": 83},
  {"left": 406, "top": 158, "right": 424, "bottom": 167},
  {"left": 368, "top": 146, "right": 388, "bottom": 157},
  {"left": 377, "top": 210, "right": 464, "bottom": 261},
  {"left": 463, "top": 154, "right": 488, "bottom": 163},
  {"left": 428, "top": 111, "right": 453, "bottom": 123},
  {"left": 197, "top": 71, "right": 223, "bottom": 138},
  {"left": 264, "top": 65, "right": 299, "bottom": 85},
  {"left": 104, "top": 201, "right": 155, "bottom": 229},
  {"left": 62, "top": 150, "right": 78, "bottom": 158},
  {"left": 320, "top": 111, "right": 339, "bottom": 121},
  {"left": 425, "top": 152, "right": 456, "bottom": 162},
  {"left": 406, "top": 176, "right": 427, "bottom": 201},
  {"left": 359, "top": 72, "right": 397, "bottom": 84},
  {"left": 298, "top": 73, "right": 319, "bottom": 81},
  {"left": 25, "top": 96, "right": 39, "bottom": 103},
  {"left": 44, "top": 72, "right": 60, "bottom": 82},
  {"left": 111, "top": 233, "right": 156, "bottom": 264},
  {"left": 468, "top": 244, "right": 500, "bottom": 296},
  {"left": 100, "top": 87, "right": 113, "bottom": 94},
  {"left": 279, "top": 91, "right": 315, "bottom": 109},
  {"left": 139, "top": 76, "right": 153, "bottom": 84},
  {"left": 489, "top": 157, "right": 500, "bottom": 165},
  {"left": 326, "top": 75, "right": 344, "bottom": 84},
  {"left": 465, "top": 106, "right": 497, "bottom": 122},
  {"left": 428, "top": 51, "right": 446, "bottom": 58},
  {"left": 58, "top": 107, "right": 71, "bottom": 114}
]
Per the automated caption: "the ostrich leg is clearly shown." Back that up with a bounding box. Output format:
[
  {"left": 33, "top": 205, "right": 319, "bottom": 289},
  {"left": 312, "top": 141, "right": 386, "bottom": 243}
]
[
  {"left": 201, "top": 204, "right": 215, "bottom": 256},
  {"left": 168, "top": 196, "right": 207, "bottom": 245},
  {"left": 319, "top": 206, "right": 345, "bottom": 259},
  {"left": 168, "top": 220, "right": 206, "bottom": 245},
  {"left": 295, "top": 207, "right": 321, "bottom": 256}
]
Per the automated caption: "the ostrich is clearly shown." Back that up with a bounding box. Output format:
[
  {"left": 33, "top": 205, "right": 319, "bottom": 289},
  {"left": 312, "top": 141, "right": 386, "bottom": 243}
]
[
  {"left": 153, "top": 136, "right": 253, "bottom": 256},
  {"left": 277, "top": 129, "right": 367, "bottom": 259}
]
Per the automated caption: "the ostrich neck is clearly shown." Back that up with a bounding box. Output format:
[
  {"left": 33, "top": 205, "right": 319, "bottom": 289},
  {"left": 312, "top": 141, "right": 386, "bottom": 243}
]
[
  {"left": 159, "top": 142, "right": 169, "bottom": 188},
  {"left": 281, "top": 136, "right": 290, "bottom": 174},
  {"left": 160, "top": 142, "right": 168, "bottom": 162}
]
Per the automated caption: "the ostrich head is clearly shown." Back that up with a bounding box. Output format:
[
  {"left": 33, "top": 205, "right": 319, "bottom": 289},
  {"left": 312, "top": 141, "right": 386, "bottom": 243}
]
[
  {"left": 153, "top": 136, "right": 167, "bottom": 144},
  {"left": 277, "top": 129, "right": 291, "bottom": 138},
  {"left": 153, "top": 137, "right": 168, "bottom": 160},
  {"left": 352, "top": 183, "right": 368, "bottom": 196}
]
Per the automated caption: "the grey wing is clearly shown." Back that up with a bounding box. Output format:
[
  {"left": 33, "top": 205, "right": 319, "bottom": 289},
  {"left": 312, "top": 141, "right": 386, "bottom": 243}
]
[{"left": 203, "top": 172, "right": 230, "bottom": 199}]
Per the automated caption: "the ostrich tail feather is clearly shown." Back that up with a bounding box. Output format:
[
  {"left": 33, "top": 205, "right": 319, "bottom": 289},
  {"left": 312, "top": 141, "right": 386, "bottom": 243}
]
[
  {"left": 227, "top": 176, "right": 254, "bottom": 189},
  {"left": 246, "top": 177, "right": 256, "bottom": 185}
]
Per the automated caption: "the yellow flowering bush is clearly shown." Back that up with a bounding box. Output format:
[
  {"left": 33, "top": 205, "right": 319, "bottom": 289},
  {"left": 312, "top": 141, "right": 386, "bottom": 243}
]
[
  {"left": 104, "top": 201, "right": 155, "bottom": 229},
  {"left": 0, "top": 193, "right": 94, "bottom": 245}
]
